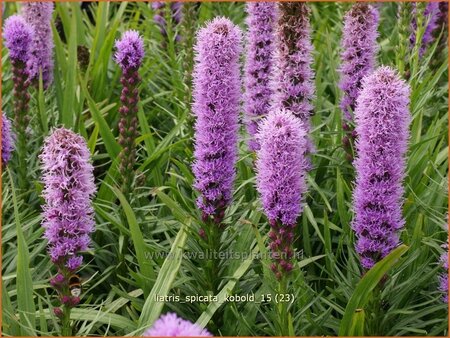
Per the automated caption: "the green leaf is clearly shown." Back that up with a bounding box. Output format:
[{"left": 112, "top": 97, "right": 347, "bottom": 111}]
[
  {"left": 113, "top": 186, "right": 155, "bottom": 294},
  {"left": 195, "top": 244, "right": 258, "bottom": 328},
  {"left": 79, "top": 75, "right": 120, "bottom": 159},
  {"left": 339, "top": 245, "right": 409, "bottom": 336},
  {"left": 37, "top": 308, "right": 136, "bottom": 331},
  {"left": 137, "top": 223, "right": 188, "bottom": 333},
  {"left": 8, "top": 168, "right": 36, "bottom": 335},
  {"left": 61, "top": 9, "right": 78, "bottom": 129}
]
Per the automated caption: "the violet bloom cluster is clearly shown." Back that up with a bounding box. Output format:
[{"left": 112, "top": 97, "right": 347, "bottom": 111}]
[
  {"left": 352, "top": 66, "right": 410, "bottom": 270},
  {"left": 410, "top": 2, "right": 440, "bottom": 56},
  {"left": 114, "top": 30, "right": 144, "bottom": 196},
  {"left": 244, "top": 2, "right": 277, "bottom": 152},
  {"left": 143, "top": 313, "right": 211, "bottom": 337},
  {"left": 256, "top": 110, "right": 307, "bottom": 278},
  {"left": 192, "top": 17, "right": 242, "bottom": 223},
  {"left": 2, "top": 113, "right": 15, "bottom": 165},
  {"left": 3, "top": 15, "right": 33, "bottom": 187},
  {"left": 152, "top": 2, "right": 183, "bottom": 41},
  {"left": 272, "top": 2, "right": 314, "bottom": 146},
  {"left": 339, "top": 3, "right": 379, "bottom": 123},
  {"left": 40, "top": 128, "right": 96, "bottom": 306},
  {"left": 22, "top": 2, "right": 54, "bottom": 88}
]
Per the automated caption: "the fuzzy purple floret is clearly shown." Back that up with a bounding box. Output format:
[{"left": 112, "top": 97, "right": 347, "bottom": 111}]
[
  {"left": 40, "top": 128, "right": 96, "bottom": 272},
  {"left": 339, "top": 3, "right": 379, "bottom": 122},
  {"left": 1, "top": 113, "right": 15, "bottom": 165},
  {"left": 192, "top": 17, "right": 242, "bottom": 218},
  {"left": 272, "top": 3, "right": 314, "bottom": 133},
  {"left": 352, "top": 66, "right": 410, "bottom": 270},
  {"left": 256, "top": 110, "right": 307, "bottom": 227},
  {"left": 143, "top": 313, "right": 211, "bottom": 337},
  {"left": 244, "top": 2, "right": 276, "bottom": 152},
  {"left": 114, "top": 30, "right": 145, "bottom": 70},
  {"left": 22, "top": 2, "right": 54, "bottom": 87},
  {"left": 3, "top": 15, "right": 34, "bottom": 63}
]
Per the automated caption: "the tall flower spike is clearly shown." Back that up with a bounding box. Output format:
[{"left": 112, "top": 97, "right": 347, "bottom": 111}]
[
  {"left": 3, "top": 15, "right": 33, "bottom": 188},
  {"left": 152, "top": 2, "right": 183, "bottom": 42},
  {"left": 192, "top": 17, "right": 242, "bottom": 223},
  {"left": 40, "top": 128, "right": 96, "bottom": 307},
  {"left": 244, "top": 2, "right": 277, "bottom": 152},
  {"left": 410, "top": 2, "right": 440, "bottom": 56},
  {"left": 339, "top": 3, "right": 379, "bottom": 123},
  {"left": 114, "top": 30, "right": 144, "bottom": 196},
  {"left": 272, "top": 2, "right": 314, "bottom": 152},
  {"left": 256, "top": 110, "right": 307, "bottom": 278},
  {"left": 22, "top": 2, "right": 54, "bottom": 88},
  {"left": 1, "top": 113, "right": 15, "bottom": 166},
  {"left": 143, "top": 313, "right": 211, "bottom": 337},
  {"left": 352, "top": 67, "right": 410, "bottom": 270}
]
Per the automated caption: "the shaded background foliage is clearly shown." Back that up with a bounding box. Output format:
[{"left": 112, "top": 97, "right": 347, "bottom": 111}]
[{"left": 1, "top": 2, "right": 448, "bottom": 336}]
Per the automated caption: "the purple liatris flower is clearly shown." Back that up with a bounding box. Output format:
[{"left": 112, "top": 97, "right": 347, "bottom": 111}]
[
  {"left": 3, "top": 15, "right": 33, "bottom": 63},
  {"left": 256, "top": 110, "right": 307, "bottom": 278},
  {"left": 41, "top": 128, "right": 96, "bottom": 270},
  {"left": 244, "top": 2, "right": 276, "bottom": 152},
  {"left": 352, "top": 66, "right": 410, "bottom": 270},
  {"left": 40, "top": 128, "right": 96, "bottom": 306},
  {"left": 3, "top": 14, "right": 33, "bottom": 188},
  {"left": 272, "top": 2, "right": 314, "bottom": 148},
  {"left": 1, "top": 113, "right": 15, "bottom": 165},
  {"left": 152, "top": 2, "right": 183, "bottom": 41},
  {"left": 339, "top": 3, "right": 379, "bottom": 123},
  {"left": 410, "top": 2, "right": 440, "bottom": 56},
  {"left": 192, "top": 17, "right": 242, "bottom": 223},
  {"left": 22, "top": 2, "right": 54, "bottom": 88},
  {"left": 114, "top": 30, "right": 144, "bottom": 196},
  {"left": 143, "top": 313, "right": 211, "bottom": 337}
]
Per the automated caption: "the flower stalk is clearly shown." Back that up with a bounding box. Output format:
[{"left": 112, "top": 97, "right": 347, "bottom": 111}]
[
  {"left": 114, "top": 30, "right": 144, "bottom": 197},
  {"left": 352, "top": 67, "right": 410, "bottom": 270},
  {"left": 3, "top": 15, "right": 33, "bottom": 189}
]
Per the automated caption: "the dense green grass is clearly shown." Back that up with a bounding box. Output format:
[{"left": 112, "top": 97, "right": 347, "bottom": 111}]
[{"left": 1, "top": 2, "right": 448, "bottom": 336}]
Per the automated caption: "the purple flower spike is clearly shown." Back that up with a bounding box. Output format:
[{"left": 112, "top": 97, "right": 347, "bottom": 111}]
[
  {"left": 2, "top": 113, "right": 15, "bottom": 165},
  {"left": 192, "top": 17, "right": 242, "bottom": 223},
  {"left": 244, "top": 2, "right": 277, "bottom": 152},
  {"left": 3, "top": 15, "right": 33, "bottom": 63},
  {"left": 114, "top": 30, "right": 145, "bottom": 71},
  {"left": 411, "top": 2, "right": 440, "bottom": 56},
  {"left": 114, "top": 30, "right": 144, "bottom": 195},
  {"left": 143, "top": 312, "right": 211, "bottom": 337},
  {"left": 256, "top": 109, "right": 307, "bottom": 277},
  {"left": 272, "top": 2, "right": 314, "bottom": 146},
  {"left": 3, "top": 14, "right": 33, "bottom": 188},
  {"left": 339, "top": 3, "right": 379, "bottom": 123},
  {"left": 352, "top": 67, "right": 410, "bottom": 270},
  {"left": 40, "top": 128, "right": 96, "bottom": 272},
  {"left": 22, "top": 2, "right": 54, "bottom": 88},
  {"left": 152, "top": 2, "right": 183, "bottom": 41}
]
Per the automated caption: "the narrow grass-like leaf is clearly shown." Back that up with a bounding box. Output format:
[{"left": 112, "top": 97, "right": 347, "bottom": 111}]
[
  {"left": 112, "top": 186, "right": 155, "bottom": 294},
  {"left": 339, "top": 245, "right": 409, "bottom": 336},
  {"left": 8, "top": 168, "right": 36, "bottom": 335},
  {"left": 137, "top": 223, "right": 188, "bottom": 332}
]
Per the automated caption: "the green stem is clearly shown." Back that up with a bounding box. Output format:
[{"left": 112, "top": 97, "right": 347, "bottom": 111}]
[
  {"left": 278, "top": 275, "right": 290, "bottom": 336},
  {"left": 61, "top": 306, "right": 72, "bottom": 336}
]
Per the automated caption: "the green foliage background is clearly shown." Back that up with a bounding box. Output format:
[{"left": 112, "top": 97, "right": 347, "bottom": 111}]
[{"left": 1, "top": 2, "right": 448, "bottom": 336}]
